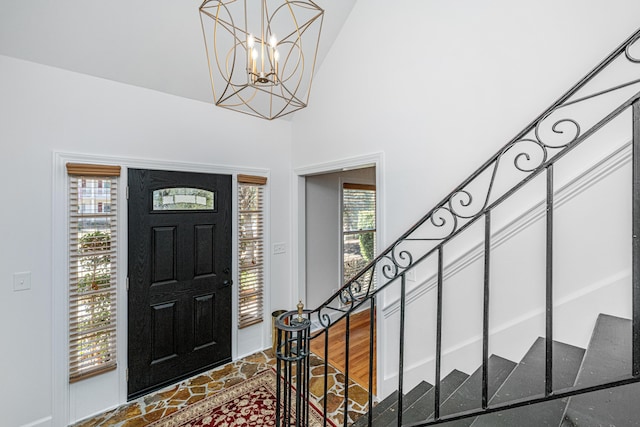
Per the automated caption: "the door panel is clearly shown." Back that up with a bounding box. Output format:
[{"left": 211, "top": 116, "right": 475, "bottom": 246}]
[
  {"left": 151, "top": 302, "right": 177, "bottom": 363},
  {"left": 194, "top": 224, "right": 215, "bottom": 277},
  {"left": 194, "top": 294, "right": 216, "bottom": 349},
  {"left": 128, "top": 169, "right": 232, "bottom": 400},
  {"left": 152, "top": 226, "right": 177, "bottom": 283}
]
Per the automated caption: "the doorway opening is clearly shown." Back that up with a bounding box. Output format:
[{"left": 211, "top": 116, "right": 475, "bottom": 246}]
[{"left": 302, "top": 165, "right": 378, "bottom": 393}]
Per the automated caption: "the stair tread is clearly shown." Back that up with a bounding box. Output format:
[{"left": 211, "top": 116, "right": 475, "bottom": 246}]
[
  {"left": 386, "top": 370, "right": 469, "bottom": 426},
  {"left": 352, "top": 391, "right": 398, "bottom": 427},
  {"left": 471, "top": 337, "right": 585, "bottom": 427},
  {"left": 435, "top": 355, "right": 516, "bottom": 427},
  {"left": 562, "top": 314, "right": 640, "bottom": 426},
  {"left": 572, "top": 314, "right": 631, "bottom": 387},
  {"left": 371, "top": 381, "right": 434, "bottom": 426},
  {"left": 403, "top": 380, "right": 434, "bottom": 410}
]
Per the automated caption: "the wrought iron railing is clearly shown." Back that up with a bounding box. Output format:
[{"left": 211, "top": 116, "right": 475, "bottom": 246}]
[{"left": 277, "top": 27, "right": 640, "bottom": 427}]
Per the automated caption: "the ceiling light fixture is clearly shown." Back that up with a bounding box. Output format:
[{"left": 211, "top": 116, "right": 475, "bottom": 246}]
[{"left": 199, "top": 0, "right": 324, "bottom": 120}]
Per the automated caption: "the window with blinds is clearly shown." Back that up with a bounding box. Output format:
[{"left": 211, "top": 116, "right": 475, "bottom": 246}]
[
  {"left": 238, "top": 175, "right": 267, "bottom": 329},
  {"left": 67, "top": 163, "right": 120, "bottom": 382},
  {"left": 342, "top": 183, "right": 376, "bottom": 295}
]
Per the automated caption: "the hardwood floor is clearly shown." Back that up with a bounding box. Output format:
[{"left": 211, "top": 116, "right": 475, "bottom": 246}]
[{"left": 310, "top": 308, "right": 377, "bottom": 394}]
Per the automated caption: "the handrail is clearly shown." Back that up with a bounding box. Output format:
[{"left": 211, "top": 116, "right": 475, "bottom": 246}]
[{"left": 276, "top": 26, "right": 640, "bottom": 427}]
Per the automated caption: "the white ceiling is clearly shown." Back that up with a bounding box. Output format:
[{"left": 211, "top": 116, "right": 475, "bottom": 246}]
[{"left": 0, "top": 0, "right": 356, "bottom": 105}]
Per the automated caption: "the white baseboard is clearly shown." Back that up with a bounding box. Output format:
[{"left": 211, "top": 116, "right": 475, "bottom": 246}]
[{"left": 20, "top": 417, "right": 53, "bottom": 427}]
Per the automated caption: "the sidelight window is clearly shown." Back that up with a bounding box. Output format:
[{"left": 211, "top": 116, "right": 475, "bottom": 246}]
[
  {"left": 67, "top": 163, "right": 120, "bottom": 382},
  {"left": 238, "top": 174, "right": 267, "bottom": 329}
]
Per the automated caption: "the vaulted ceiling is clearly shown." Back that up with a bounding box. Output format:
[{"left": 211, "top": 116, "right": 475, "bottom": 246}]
[{"left": 0, "top": 0, "right": 356, "bottom": 105}]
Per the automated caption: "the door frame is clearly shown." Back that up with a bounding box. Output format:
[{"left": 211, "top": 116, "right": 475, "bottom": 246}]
[
  {"left": 53, "top": 152, "right": 270, "bottom": 426},
  {"left": 291, "top": 152, "right": 384, "bottom": 394}
]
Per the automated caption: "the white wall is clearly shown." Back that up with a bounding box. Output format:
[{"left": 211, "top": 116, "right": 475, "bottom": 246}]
[
  {"left": 380, "top": 137, "right": 633, "bottom": 393},
  {"left": 291, "top": 0, "right": 640, "bottom": 397},
  {"left": 305, "top": 167, "right": 376, "bottom": 309},
  {"left": 0, "top": 55, "right": 293, "bottom": 427}
]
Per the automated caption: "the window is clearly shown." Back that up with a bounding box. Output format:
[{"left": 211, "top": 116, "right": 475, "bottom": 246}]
[
  {"left": 342, "top": 183, "right": 376, "bottom": 294},
  {"left": 238, "top": 174, "right": 267, "bottom": 329},
  {"left": 152, "top": 187, "right": 216, "bottom": 211},
  {"left": 67, "top": 163, "right": 120, "bottom": 382}
]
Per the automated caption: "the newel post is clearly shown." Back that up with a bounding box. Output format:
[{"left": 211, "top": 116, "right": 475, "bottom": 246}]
[{"left": 275, "top": 301, "right": 312, "bottom": 427}]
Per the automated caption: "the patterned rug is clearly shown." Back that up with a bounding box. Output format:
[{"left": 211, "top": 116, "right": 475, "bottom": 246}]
[{"left": 149, "top": 369, "right": 335, "bottom": 427}]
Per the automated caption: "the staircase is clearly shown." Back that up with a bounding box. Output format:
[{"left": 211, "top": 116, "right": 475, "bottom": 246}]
[
  {"left": 353, "top": 313, "right": 637, "bottom": 426},
  {"left": 274, "top": 26, "right": 640, "bottom": 427}
]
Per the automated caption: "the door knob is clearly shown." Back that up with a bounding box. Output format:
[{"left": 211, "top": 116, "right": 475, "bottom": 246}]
[{"left": 223, "top": 279, "right": 233, "bottom": 287}]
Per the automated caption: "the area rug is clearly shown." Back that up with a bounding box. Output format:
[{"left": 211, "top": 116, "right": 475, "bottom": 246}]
[{"left": 149, "top": 369, "right": 336, "bottom": 427}]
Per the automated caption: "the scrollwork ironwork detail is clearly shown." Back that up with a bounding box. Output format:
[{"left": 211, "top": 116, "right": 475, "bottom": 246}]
[
  {"left": 625, "top": 37, "right": 640, "bottom": 63},
  {"left": 535, "top": 115, "right": 581, "bottom": 149}
]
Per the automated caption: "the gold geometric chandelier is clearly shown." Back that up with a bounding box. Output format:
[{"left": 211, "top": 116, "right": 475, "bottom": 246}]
[{"left": 199, "top": 0, "right": 324, "bottom": 120}]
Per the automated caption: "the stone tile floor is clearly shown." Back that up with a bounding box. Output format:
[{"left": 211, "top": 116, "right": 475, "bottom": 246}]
[{"left": 72, "top": 349, "right": 371, "bottom": 427}]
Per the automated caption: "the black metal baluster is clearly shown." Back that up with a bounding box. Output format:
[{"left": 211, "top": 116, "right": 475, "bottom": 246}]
[
  {"left": 435, "top": 247, "right": 444, "bottom": 420},
  {"left": 368, "top": 296, "right": 376, "bottom": 426},
  {"left": 545, "top": 165, "right": 554, "bottom": 396},
  {"left": 344, "top": 313, "right": 350, "bottom": 427},
  {"left": 286, "top": 328, "right": 292, "bottom": 425},
  {"left": 482, "top": 212, "right": 491, "bottom": 409},
  {"left": 276, "top": 326, "right": 282, "bottom": 427},
  {"left": 324, "top": 329, "right": 329, "bottom": 427},
  {"left": 633, "top": 99, "right": 640, "bottom": 377},
  {"left": 305, "top": 323, "right": 311, "bottom": 427},
  {"left": 398, "top": 274, "right": 407, "bottom": 426},
  {"left": 296, "top": 330, "right": 303, "bottom": 427}
]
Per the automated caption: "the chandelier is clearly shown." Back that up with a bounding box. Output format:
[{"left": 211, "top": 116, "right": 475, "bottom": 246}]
[{"left": 199, "top": 0, "right": 324, "bottom": 120}]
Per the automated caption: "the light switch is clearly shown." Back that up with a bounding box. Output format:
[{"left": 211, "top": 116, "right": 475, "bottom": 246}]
[
  {"left": 273, "top": 243, "right": 286, "bottom": 255},
  {"left": 13, "top": 271, "right": 31, "bottom": 291}
]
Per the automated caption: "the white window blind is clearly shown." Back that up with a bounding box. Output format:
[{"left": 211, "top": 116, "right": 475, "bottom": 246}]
[
  {"left": 67, "top": 163, "right": 120, "bottom": 382},
  {"left": 342, "top": 183, "right": 376, "bottom": 293},
  {"left": 238, "top": 175, "right": 267, "bottom": 329}
]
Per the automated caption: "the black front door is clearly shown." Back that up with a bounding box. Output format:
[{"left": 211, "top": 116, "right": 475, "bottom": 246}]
[{"left": 127, "top": 169, "right": 232, "bottom": 399}]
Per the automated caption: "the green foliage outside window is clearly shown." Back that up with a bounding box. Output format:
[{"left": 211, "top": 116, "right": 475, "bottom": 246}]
[
  {"left": 358, "top": 211, "right": 375, "bottom": 262},
  {"left": 76, "top": 230, "right": 112, "bottom": 341}
]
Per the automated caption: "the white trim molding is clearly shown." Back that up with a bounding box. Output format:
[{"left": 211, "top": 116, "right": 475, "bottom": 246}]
[
  {"left": 20, "top": 416, "right": 53, "bottom": 427},
  {"left": 291, "top": 151, "right": 385, "bottom": 397}
]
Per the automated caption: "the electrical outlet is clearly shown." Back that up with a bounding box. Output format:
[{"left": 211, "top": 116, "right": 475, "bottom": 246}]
[
  {"left": 273, "top": 243, "right": 286, "bottom": 255},
  {"left": 13, "top": 271, "right": 31, "bottom": 291}
]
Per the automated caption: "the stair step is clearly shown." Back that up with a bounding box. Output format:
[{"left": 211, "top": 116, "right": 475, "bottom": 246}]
[
  {"left": 384, "top": 370, "right": 469, "bottom": 427},
  {"left": 352, "top": 390, "right": 398, "bottom": 427},
  {"left": 403, "top": 380, "right": 435, "bottom": 410},
  {"left": 471, "top": 337, "right": 585, "bottom": 427},
  {"left": 435, "top": 355, "right": 516, "bottom": 427},
  {"left": 371, "top": 381, "right": 434, "bottom": 426},
  {"left": 561, "top": 314, "right": 640, "bottom": 426}
]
